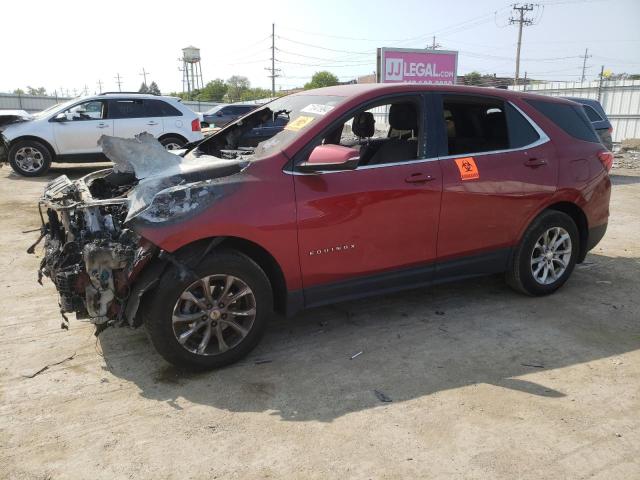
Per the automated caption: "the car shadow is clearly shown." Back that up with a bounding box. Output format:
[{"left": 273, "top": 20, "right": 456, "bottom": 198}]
[{"left": 98, "top": 252, "right": 640, "bottom": 422}]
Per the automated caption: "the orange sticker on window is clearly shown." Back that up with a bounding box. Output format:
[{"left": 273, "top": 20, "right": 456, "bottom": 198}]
[
  {"left": 454, "top": 157, "right": 479, "bottom": 181},
  {"left": 284, "top": 115, "right": 315, "bottom": 132}
]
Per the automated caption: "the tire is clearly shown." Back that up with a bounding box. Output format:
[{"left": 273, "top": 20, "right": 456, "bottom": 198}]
[
  {"left": 507, "top": 210, "right": 579, "bottom": 296},
  {"left": 9, "top": 140, "right": 52, "bottom": 176},
  {"left": 144, "top": 250, "right": 273, "bottom": 370},
  {"left": 159, "top": 136, "right": 186, "bottom": 151}
]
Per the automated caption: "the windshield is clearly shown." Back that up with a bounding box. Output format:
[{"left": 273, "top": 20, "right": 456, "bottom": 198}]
[
  {"left": 33, "top": 98, "right": 80, "bottom": 119},
  {"left": 251, "top": 94, "right": 346, "bottom": 159}
]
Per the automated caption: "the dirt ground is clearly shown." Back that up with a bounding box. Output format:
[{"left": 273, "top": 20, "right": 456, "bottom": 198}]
[{"left": 0, "top": 159, "right": 638, "bottom": 480}]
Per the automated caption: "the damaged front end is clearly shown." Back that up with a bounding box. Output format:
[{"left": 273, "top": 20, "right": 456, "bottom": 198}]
[
  {"left": 37, "top": 171, "right": 154, "bottom": 329},
  {"left": 35, "top": 132, "right": 250, "bottom": 331}
]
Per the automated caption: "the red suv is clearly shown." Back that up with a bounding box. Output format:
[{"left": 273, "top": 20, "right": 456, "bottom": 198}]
[{"left": 38, "top": 84, "right": 612, "bottom": 369}]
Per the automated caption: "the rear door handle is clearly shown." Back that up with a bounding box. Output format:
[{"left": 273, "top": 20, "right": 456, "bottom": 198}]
[
  {"left": 97, "top": 123, "right": 110, "bottom": 129},
  {"left": 147, "top": 121, "right": 159, "bottom": 126},
  {"left": 524, "top": 158, "right": 547, "bottom": 167},
  {"left": 405, "top": 173, "right": 436, "bottom": 183}
]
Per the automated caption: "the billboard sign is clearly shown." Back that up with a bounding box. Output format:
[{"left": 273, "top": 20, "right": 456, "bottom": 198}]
[{"left": 378, "top": 48, "right": 458, "bottom": 84}]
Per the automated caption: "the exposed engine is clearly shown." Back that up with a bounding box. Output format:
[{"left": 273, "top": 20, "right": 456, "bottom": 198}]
[{"left": 38, "top": 171, "right": 152, "bottom": 327}]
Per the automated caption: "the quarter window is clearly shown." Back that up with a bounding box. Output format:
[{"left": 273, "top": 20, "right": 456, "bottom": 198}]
[{"left": 526, "top": 99, "right": 600, "bottom": 143}]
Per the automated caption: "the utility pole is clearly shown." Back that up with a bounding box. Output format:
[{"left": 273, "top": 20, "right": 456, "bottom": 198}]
[
  {"left": 114, "top": 73, "right": 123, "bottom": 92},
  {"left": 97, "top": 79, "right": 103, "bottom": 93},
  {"left": 580, "top": 48, "right": 592, "bottom": 83},
  {"left": 265, "top": 23, "right": 281, "bottom": 96},
  {"left": 597, "top": 65, "right": 605, "bottom": 101},
  {"left": 510, "top": 3, "right": 535, "bottom": 86},
  {"left": 428, "top": 36, "right": 441, "bottom": 49},
  {"left": 140, "top": 68, "right": 150, "bottom": 86}
]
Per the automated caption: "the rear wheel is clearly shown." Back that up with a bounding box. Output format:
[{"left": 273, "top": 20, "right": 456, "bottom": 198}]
[
  {"left": 9, "top": 140, "right": 52, "bottom": 176},
  {"left": 159, "top": 136, "right": 186, "bottom": 151},
  {"left": 507, "top": 210, "right": 579, "bottom": 296},
  {"left": 144, "top": 250, "right": 273, "bottom": 370}
]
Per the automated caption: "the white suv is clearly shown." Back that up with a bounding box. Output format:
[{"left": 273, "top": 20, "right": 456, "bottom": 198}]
[{"left": 0, "top": 93, "right": 204, "bottom": 176}]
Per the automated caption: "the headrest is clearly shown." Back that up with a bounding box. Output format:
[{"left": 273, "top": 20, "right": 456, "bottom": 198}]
[
  {"left": 352, "top": 111, "right": 375, "bottom": 138},
  {"left": 389, "top": 103, "right": 418, "bottom": 131}
]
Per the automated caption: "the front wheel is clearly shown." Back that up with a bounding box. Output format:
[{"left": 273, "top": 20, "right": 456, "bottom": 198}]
[
  {"left": 9, "top": 140, "right": 52, "bottom": 176},
  {"left": 144, "top": 250, "right": 273, "bottom": 370},
  {"left": 507, "top": 210, "right": 579, "bottom": 296}
]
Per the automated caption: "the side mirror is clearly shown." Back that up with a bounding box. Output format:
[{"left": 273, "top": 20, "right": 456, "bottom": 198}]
[
  {"left": 53, "top": 112, "right": 67, "bottom": 122},
  {"left": 297, "top": 144, "right": 360, "bottom": 173}
]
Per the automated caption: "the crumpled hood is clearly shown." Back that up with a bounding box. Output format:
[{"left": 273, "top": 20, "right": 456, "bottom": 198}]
[
  {"left": 97, "top": 132, "right": 249, "bottom": 224},
  {"left": 0, "top": 110, "right": 33, "bottom": 131}
]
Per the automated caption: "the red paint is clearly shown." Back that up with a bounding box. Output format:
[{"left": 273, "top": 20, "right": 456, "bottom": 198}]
[{"left": 135, "top": 84, "right": 611, "bottom": 298}]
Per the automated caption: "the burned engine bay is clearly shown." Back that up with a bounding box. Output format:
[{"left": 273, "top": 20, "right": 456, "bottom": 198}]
[{"left": 33, "top": 108, "right": 280, "bottom": 330}]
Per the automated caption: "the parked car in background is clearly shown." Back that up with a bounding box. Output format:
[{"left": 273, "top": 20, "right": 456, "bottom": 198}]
[
  {"left": 202, "top": 103, "right": 257, "bottom": 128},
  {"left": 563, "top": 97, "right": 613, "bottom": 150},
  {"left": 0, "top": 93, "right": 203, "bottom": 176},
  {"left": 37, "top": 84, "right": 612, "bottom": 370},
  {"left": 238, "top": 114, "right": 288, "bottom": 147}
]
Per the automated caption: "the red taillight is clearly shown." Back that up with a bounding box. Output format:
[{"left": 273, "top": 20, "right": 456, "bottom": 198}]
[
  {"left": 191, "top": 118, "right": 201, "bottom": 132},
  {"left": 598, "top": 151, "right": 613, "bottom": 172}
]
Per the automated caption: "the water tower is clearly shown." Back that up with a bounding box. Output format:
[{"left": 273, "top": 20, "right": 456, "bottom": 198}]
[{"left": 180, "top": 46, "right": 204, "bottom": 98}]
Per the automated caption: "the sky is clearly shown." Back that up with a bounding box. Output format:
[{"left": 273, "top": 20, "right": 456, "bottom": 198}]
[{"left": 1, "top": 0, "right": 639, "bottom": 96}]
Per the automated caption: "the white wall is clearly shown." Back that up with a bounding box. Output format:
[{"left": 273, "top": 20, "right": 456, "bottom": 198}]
[{"left": 510, "top": 79, "right": 640, "bottom": 143}]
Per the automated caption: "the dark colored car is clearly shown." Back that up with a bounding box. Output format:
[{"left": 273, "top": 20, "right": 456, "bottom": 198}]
[
  {"left": 563, "top": 97, "right": 613, "bottom": 150},
  {"left": 37, "top": 84, "right": 612, "bottom": 370},
  {"left": 202, "top": 104, "right": 257, "bottom": 128},
  {"left": 238, "top": 115, "right": 288, "bottom": 147}
]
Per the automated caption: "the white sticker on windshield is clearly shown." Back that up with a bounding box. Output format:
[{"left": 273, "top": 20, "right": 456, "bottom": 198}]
[{"left": 301, "top": 104, "right": 335, "bottom": 116}]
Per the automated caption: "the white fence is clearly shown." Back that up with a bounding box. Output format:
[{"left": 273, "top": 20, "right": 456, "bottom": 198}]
[
  {"left": 510, "top": 79, "right": 640, "bottom": 143},
  {"left": 0, "top": 93, "right": 219, "bottom": 114}
]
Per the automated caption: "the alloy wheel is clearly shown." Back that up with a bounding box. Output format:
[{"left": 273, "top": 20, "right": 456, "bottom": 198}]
[
  {"left": 14, "top": 146, "right": 44, "bottom": 173},
  {"left": 171, "top": 274, "right": 257, "bottom": 356},
  {"left": 530, "top": 227, "right": 572, "bottom": 285}
]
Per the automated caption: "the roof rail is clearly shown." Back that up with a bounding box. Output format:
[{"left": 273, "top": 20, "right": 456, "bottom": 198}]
[{"left": 98, "top": 91, "right": 160, "bottom": 96}]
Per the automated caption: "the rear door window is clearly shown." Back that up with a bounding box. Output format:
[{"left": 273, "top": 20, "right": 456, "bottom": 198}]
[
  {"left": 109, "top": 99, "right": 149, "bottom": 119},
  {"left": 442, "top": 95, "right": 541, "bottom": 155},
  {"left": 146, "top": 100, "right": 182, "bottom": 117},
  {"left": 526, "top": 99, "right": 599, "bottom": 143}
]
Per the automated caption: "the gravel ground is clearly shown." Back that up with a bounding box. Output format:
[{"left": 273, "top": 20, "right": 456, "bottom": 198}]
[{"left": 0, "top": 160, "right": 639, "bottom": 480}]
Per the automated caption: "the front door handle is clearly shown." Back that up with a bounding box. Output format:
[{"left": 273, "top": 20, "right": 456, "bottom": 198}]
[
  {"left": 97, "top": 123, "right": 110, "bottom": 129},
  {"left": 405, "top": 173, "right": 436, "bottom": 183},
  {"left": 524, "top": 158, "right": 547, "bottom": 167},
  {"left": 147, "top": 121, "right": 159, "bottom": 126}
]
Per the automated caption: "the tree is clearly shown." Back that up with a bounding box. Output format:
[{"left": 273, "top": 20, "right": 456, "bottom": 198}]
[
  {"left": 26, "top": 86, "right": 47, "bottom": 96},
  {"left": 13, "top": 88, "right": 25, "bottom": 95},
  {"left": 225, "top": 75, "right": 250, "bottom": 102},
  {"left": 197, "top": 79, "right": 228, "bottom": 102},
  {"left": 239, "top": 87, "right": 272, "bottom": 102},
  {"left": 304, "top": 71, "right": 339, "bottom": 90},
  {"left": 138, "top": 82, "right": 149, "bottom": 93},
  {"left": 148, "top": 81, "right": 161, "bottom": 95},
  {"left": 463, "top": 71, "right": 482, "bottom": 85}
]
